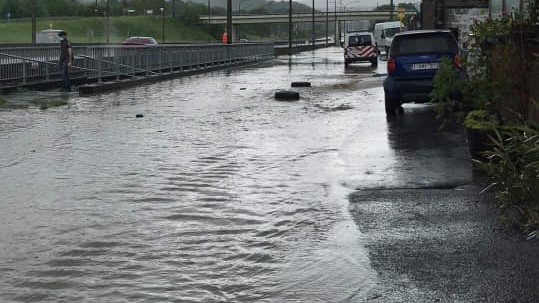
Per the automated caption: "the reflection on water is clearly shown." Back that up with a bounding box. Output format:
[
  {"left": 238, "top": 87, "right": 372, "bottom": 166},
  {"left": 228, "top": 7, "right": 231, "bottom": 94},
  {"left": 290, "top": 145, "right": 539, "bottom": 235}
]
[
  {"left": 0, "top": 47, "right": 385, "bottom": 302},
  {"left": 385, "top": 105, "right": 472, "bottom": 188}
]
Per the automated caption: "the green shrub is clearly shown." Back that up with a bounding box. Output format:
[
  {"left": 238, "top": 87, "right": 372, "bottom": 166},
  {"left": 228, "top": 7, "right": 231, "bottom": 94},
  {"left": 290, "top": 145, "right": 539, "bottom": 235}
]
[
  {"left": 475, "top": 126, "right": 539, "bottom": 236},
  {"left": 0, "top": 96, "right": 6, "bottom": 107},
  {"left": 464, "top": 110, "right": 499, "bottom": 130},
  {"left": 430, "top": 57, "right": 467, "bottom": 129}
]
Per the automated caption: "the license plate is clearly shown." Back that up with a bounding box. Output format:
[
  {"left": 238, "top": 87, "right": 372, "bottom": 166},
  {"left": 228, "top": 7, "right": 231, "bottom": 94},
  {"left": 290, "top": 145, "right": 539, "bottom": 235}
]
[{"left": 412, "top": 62, "right": 439, "bottom": 70}]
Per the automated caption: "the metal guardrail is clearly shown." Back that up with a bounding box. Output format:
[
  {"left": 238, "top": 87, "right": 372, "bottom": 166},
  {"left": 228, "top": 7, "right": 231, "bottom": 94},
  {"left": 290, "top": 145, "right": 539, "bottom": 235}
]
[{"left": 0, "top": 43, "right": 274, "bottom": 88}]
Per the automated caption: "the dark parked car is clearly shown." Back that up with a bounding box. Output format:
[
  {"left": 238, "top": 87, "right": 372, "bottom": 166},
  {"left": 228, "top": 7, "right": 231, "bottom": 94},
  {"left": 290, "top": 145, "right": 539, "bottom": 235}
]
[
  {"left": 121, "top": 36, "right": 158, "bottom": 46},
  {"left": 383, "top": 30, "right": 466, "bottom": 115}
]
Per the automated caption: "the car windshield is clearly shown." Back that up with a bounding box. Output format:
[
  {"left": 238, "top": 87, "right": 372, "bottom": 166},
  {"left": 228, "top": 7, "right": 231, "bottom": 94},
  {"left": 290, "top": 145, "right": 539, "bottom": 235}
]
[
  {"left": 390, "top": 32, "right": 459, "bottom": 56},
  {"left": 348, "top": 35, "right": 372, "bottom": 47},
  {"left": 383, "top": 27, "right": 401, "bottom": 38}
]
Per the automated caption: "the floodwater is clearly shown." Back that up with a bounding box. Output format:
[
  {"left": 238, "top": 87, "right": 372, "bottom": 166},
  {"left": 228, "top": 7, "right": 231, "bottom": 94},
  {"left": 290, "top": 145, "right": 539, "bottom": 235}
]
[{"left": 0, "top": 47, "right": 460, "bottom": 302}]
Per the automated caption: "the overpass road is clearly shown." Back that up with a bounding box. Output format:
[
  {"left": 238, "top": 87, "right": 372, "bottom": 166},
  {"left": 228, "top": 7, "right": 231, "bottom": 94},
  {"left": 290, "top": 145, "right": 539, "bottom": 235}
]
[
  {"left": 199, "top": 10, "right": 408, "bottom": 24},
  {"left": 1, "top": 47, "right": 537, "bottom": 303}
]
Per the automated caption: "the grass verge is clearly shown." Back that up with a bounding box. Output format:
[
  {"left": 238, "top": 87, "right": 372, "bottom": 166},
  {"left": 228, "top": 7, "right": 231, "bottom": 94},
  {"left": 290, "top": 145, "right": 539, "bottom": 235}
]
[{"left": 0, "top": 16, "right": 212, "bottom": 44}]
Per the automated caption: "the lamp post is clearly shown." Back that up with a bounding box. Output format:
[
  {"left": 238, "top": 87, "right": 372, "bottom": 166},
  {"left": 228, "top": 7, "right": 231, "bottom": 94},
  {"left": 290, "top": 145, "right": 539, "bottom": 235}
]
[
  {"left": 288, "top": 0, "right": 292, "bottom": 55},
  {"left": 390, "top": 0, "right": 394, "bottom": 20},
  {"left": 106, "top": 0, "right": 110, "bottom": 44},
  {"left": 226, "top": 0, "right": 232, "bottom": 44},
  {"left": 334, "top": 0, "right": 337, "bottom": 45},
  {"left": 326, "top": 0, "right": 329, "bottom": 46},
  {"left": 31, "top": 0, "right": 36, "bottom": 44},
  {"left": 311, "top": 0, "right": 315, "bottom": 49},
  {"left": 208, "top": 0, "right": 211, "bottom": 41},
  {"left": 161, "top": 1, "right": 165, "bottom": 43}
]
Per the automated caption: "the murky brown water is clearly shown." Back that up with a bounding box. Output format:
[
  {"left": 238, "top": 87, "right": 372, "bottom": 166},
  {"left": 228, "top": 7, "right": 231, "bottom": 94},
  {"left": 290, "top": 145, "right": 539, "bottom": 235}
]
[{"left": 1, "top": 48, "right": 392, "bottom": 302}]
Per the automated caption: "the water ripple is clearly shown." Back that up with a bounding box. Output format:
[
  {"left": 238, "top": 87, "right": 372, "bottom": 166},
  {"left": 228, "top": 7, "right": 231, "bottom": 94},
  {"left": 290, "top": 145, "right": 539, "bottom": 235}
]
[{"left": 0, "top": 47, "right": 375, "bottom": 303}]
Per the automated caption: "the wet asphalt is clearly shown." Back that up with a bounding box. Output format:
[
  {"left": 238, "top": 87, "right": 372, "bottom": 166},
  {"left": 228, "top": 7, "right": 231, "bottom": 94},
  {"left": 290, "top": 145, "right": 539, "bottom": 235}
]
[
  {"left": 0, "top": 46, "right": 537, "bottom": 302},
  {"left": 347, "top": 109, "right": 539, "bottom": 302}
]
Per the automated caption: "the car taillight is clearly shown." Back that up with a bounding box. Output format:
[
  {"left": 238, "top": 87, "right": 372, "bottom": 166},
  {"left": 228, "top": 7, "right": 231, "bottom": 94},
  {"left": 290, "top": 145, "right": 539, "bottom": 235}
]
[
  {"left": 388, "top": 58, "right": 396, "bottom": 74},
  {"left": 454, "top": 55, "right": 462, "bottom": 70}
]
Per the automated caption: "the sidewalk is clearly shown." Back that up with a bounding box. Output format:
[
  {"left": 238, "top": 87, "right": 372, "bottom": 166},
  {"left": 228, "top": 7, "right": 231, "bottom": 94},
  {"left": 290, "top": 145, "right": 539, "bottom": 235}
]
[{"left": 348, "top": 182, "right": 538, "bottom": 302}]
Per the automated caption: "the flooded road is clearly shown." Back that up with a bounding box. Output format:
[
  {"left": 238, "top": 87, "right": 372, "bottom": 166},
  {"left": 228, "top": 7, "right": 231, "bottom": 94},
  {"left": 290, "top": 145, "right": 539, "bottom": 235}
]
[{"left": 0, "top": 47, "right": 470, "bottom": 302}]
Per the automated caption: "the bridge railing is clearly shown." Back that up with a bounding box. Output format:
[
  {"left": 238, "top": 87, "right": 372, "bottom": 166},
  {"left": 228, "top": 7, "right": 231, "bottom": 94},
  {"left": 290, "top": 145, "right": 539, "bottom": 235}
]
[{"left": 0, "top": 43, "right": 274, "bottom": 89}]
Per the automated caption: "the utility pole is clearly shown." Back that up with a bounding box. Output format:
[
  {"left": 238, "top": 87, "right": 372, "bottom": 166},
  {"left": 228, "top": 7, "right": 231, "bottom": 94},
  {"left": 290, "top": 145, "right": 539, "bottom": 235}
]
[
  {"left": 162, "top": 0, "right": 165, "bottom": 43},
  {"left": 326, "top": 0, "right": 329, "bottom": 46},
  {"left": 289, "top": 0, "right": 292, "bottom": 55},
  {"left": 312, "top": 0, "right": 315, "bottom": 49},
  {"left": 334, "top": 0, "right": 337, "bottom": 45},
  {"left": 31, "top": 0, "right": 36, "bottom": 44},
  {"left": 226, "top": 0, "right": 232, "bottom": 44},
  {"left": 208, "top": 0, "right": 211, "bottom": 41},
  {"left": 106, "top": 0, "right": 110, "bottom": 44},
  {"left": 390, "top": 0, "right": 394, "bottom": 20}
]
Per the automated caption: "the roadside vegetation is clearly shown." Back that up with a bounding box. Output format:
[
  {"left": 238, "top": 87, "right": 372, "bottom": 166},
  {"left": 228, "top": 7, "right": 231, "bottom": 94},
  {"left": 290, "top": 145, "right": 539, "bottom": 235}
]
[
  {"left": 0, "top": 16, "right": 212, "bottom": 44},
  {"left": 30, "top": 96, "right": 68, "bottom": 110},
  {"left": 0, "top": 0, "right": 319, "bottom": 44},
  {"left": 430, "top": 0, "right": 539, "bottom": 238}
]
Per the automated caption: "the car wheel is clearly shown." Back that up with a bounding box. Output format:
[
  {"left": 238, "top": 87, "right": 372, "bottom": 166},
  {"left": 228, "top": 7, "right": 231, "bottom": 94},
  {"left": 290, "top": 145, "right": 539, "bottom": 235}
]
[
  {"left": 344, "top": 60, "right": 349, "bottom": 67},
  {"left": 371, "top": 59, "right": 378, "bottom": 67},
  {"left": 384, "top": 92, "right": 400, "bottom": 116}
]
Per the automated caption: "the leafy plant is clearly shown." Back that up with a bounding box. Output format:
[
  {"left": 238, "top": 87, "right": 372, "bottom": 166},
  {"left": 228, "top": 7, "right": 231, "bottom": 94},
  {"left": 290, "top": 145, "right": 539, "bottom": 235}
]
[
  {"left": 0, "top": 96, "right": 6, "bottom": 107},
  {"left": 430, "top": 57, "right": 467, "bottom": 129},
  {"left": 474, "top": 126, "right": 539, "bottom": 236},
  {"left": 464, "top": 110, "right": 499, "bottom": 130}
]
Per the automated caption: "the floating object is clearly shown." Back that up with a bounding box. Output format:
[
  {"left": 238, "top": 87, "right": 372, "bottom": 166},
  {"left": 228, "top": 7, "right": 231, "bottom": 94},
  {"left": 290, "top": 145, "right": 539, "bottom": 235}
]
[
  {"left": 240, "top": 87, "right": 246, "bottom": 90},
  {"left": 275, "top": 91, "right": 300, "bottom": 101},
  {"left": 136, "top": 114, "right": 144, "bottom": 118},
  {"left": 291, "top": 81, "right": 311, "bottom": 87}
]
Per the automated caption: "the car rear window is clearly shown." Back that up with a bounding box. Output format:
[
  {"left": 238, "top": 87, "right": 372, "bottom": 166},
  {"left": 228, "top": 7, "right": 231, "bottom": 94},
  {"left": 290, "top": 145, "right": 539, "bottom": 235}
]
[
  {"left": 390, "top": 33, "right": 458, "bottom": 56},
  {"left": 349, "top": 35, "right": 372, "bottom": 47}
]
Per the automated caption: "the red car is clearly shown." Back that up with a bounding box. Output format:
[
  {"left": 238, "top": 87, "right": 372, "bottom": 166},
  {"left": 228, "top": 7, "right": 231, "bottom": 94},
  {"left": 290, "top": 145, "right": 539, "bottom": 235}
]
[{"left": 121, "top": 36, "right": 158, "bottom": 46}]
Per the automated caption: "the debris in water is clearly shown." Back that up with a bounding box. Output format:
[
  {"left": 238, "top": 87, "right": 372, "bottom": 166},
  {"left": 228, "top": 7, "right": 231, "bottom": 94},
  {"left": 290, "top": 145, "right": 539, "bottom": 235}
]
[
  {"left": 314, "top": 103, "right": 353, "bottom": 111},
  {"left": 291, "top": 81, "right": 311, "bottom": 87},
  {"left": 136, "top": 114, "right": 144, "bottom": 118},
  {"left": 275, "top": 91, "right": 300, "bottom": 101}
]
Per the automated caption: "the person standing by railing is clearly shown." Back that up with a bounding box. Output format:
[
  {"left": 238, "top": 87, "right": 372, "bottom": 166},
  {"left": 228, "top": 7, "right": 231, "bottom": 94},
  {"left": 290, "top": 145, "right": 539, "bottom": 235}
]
[{"left": 58, "top": 31, "right": 73, "bottom": 92}]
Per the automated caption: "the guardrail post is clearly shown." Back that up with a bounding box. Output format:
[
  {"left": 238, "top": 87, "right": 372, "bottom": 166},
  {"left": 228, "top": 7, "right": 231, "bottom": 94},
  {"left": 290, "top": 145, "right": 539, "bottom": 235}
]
[
  {"left": 146, "top": 50, "right": 150, "bottom": 76},
  {"left": 22, "top": 63, "right": 27, "bottom": 84},
  {"left": 45, "top": 62, "right": 50, "bottom": 81},
  {"left": 159, "top": 48, "right": 163, "bottom": 73},
  {"left": 97, "top": 57, "right": 102, "bottom": 83}
]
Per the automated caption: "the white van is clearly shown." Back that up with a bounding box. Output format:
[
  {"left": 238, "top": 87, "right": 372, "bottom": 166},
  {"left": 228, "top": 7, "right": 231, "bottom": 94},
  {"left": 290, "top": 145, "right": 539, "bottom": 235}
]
[
  {"left": 373, "top": 21, "right": 403, "bottom": 55},
  {"left": 36, "top": 29, "right": 64, "bottom": 44},
  {"left": 343, "top": 31, "right": 377, "bottom": 67}
]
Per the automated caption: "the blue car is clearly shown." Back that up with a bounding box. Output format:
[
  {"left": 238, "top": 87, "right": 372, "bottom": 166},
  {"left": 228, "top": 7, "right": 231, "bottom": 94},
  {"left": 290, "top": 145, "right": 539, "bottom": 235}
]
[{"left": 383, "top": 30, "right": 466, "bottom": 115}]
